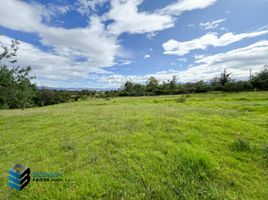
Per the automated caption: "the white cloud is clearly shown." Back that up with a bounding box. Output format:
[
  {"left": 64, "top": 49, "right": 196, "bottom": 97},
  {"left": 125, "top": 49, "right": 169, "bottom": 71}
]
[
  {"left": 39, "top": 16, "right": 120, "bottom": 69},
  {"left": 47, "top": 4, "right": 71, "bottom": 16},
  {"left": 75, "top": 0, "right": 107, "bottom": 15},
  {"left": 0, "top": 35, "right": 86, "bottom": 81},
  {"left": 147, "top": 32, "right": 158, "bottom": 40},
  {"left": 0, "top": 0, "right": 48, "bottom": 32},
  {"left": 163, "top": 30, "right": 268, "bottom": 56},
  {"left": 177, "top": 58, "right": 187, "bottom": 62},
  {"left": 144, "top": 54, "right": 151, "bottom": 59},
  {"left": 106, "top": 0, "right": 218, "bottom": 35},
  {"left": 158, "top": 0, "right": 217, "bottom": 16},
  {"left": 105, "top": 0, "right": 174, "bottom": 35},
  {"left": 117, "top": 59, "right": 134, "bottom": 65},
  {"left": 199, "top": 18, "right": 226, "bottom": 30}
]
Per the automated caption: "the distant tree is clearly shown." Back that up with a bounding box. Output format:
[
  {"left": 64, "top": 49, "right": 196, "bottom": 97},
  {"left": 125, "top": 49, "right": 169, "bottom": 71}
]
[
  {"left": 195, "top": 81, "right": 210, "bottom": 93},
  {"left": 146, "top": 77, "right": 159, "bottom": 94},
  {"left": 210, "top": 77, "right": 223, "bottom": 91},
  {"left": 168, "top": 75, "right": 177, "bottom": 94},
  {"left": 251, "top": 65, "right": 268, "bottom": 90},
  {"left": 219, "top": 69, "right": 232, "bottom": 86},
  {"left": 224, "top": 81, "right": 252, "bottom": 92},
  {"left": 123, "top": 81, "right": 135, "bottom": 95},
  {"left": 133, "top": 83, "right": 145, "bottom": 96}
]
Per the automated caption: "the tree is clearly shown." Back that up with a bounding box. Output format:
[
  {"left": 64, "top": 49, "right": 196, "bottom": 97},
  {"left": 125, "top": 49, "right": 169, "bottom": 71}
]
[
  {"left": 0, "top": 39, "right": 36, "bottom": 109},
  {"left": 168, "top": 75, "right": 177, "bottom": 94},
  {"left": 0, "top": 39, "right": 19, "bottom": 63},
  {"left": 251, "top": 66, "right": 268, "bottom": 90},
  {"left": 195, "top": 81, "right": 210, "bottom": 93},
  {"left": 123, "top": 81, "right": 135, "bottom": 95},
  {"left": 219, "top": 69, "right": 232, "bottom": 86},
  {"left": 146, "top": 77, "right": 159, "bottom": 94}
]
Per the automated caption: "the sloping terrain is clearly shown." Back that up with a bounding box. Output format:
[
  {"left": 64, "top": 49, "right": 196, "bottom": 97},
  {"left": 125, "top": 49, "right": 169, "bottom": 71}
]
[{"left": 0, "top": 92, "right": 267, "bottom": 199}]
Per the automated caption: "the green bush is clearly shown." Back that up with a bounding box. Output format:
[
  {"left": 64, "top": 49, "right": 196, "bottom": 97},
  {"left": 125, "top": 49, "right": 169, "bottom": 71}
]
[
  {"left": 231, "top": 137, "right": 251, "bottom": 152},
  {"left": 251, "top": 66, "right": 268, "bottom": 90},
  {"left": 176, "top": 95, "right": 186, "bottom": 103}
]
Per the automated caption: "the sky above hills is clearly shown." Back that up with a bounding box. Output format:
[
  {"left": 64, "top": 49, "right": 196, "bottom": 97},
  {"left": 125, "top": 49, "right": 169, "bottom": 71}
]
[{"left": 0, "top": 0, "right": 268, "bottom": 89}]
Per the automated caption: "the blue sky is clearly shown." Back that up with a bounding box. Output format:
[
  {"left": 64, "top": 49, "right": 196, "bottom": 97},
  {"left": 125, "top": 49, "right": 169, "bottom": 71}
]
[{"left": 0, "top": 0, "right": 268, "bottom": 88}]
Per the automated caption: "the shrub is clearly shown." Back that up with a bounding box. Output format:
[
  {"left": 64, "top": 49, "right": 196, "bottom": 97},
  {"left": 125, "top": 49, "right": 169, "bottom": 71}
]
[
  {"left": 176, "top": 95, "right": 186, "bottom": 103},
  {"left": 251, "top": 66, "right": 268, "bottom": 90},
  {"left": 231, "top": 136, "right": 250, "bottom": 152},
  {"left": 224, "top": 81, "right": 252, "bottom": 92}
]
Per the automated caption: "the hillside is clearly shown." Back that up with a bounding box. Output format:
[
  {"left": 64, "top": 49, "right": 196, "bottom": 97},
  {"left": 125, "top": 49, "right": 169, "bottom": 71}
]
[{"left": 0, "top": 92, "right": 267, "bottom": 199}]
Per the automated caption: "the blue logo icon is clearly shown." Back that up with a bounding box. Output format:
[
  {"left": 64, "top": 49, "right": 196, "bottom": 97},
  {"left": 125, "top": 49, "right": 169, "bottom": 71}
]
[{"left": 8, "top": 164, "right": 31, "bottom": 191}]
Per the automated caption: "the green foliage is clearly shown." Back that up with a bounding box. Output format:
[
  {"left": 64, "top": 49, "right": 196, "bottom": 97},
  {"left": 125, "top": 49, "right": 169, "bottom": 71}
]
[
  {"left": 146, "top": 76, "right": 159, "bottom": 94},
  {"left": 224, "top": 81, "right": 252, "bottom": 92},
  {"left": 219, "top": 69, "right": 232, "bottom": 86},
  {"left": 0, "top": 65, "right": 35, "bottom": 109},
  {"left": 117, "top": 68, "right": 267, "bottom": 97},
  {"left": 0, "top": 39, "right": 19, "bottom": 63},
  {"left": 231, "top": 134, "right": 251, "bottom": 152},
  {"left": 251, "top": 66, "right": 268, "bottom": 90},
  {"left": 176, "top": 95, "right": 186, "bottom": 103},
  {"left": 34, "top": 89, "right": 71, "bottom": 106},
  {"left": 0, "top": 39, "right": 36, "bottom": 109}
]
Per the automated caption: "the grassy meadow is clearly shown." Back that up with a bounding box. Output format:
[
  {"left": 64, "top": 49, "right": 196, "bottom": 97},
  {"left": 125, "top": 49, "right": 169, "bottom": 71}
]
[{"left": 0, "top": 92, "right": 267, "bottom": 199}]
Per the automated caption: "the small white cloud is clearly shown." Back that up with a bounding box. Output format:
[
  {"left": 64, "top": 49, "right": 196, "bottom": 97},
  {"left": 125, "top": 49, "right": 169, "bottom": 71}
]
[
  {"left": 117, "top": 59, "right": 134, "bottom": 65},
  {"left": 47, "top": 4, "right": 71, "bottom": 16},
  {"left": 199, "top": 18, "right": 226, "bottom": 30},
  {"left": 147, "top": 32, "right": 158, "bottom": 40},
  {"left": 187, "top": 24, "right": 196, "bottom": 28},
  {"left": 159, "top": 0, "right": 217, "bottom": 16},
  {"left": 194, "top": 55, "right": 206, "bottom": 60},
  {"left": 144, "top": 54, "right": 151, "bottom": 59},
  {"left": 177, "top": 58, "right": 187, "bottom": 62},
  {"left": 75, "top": 0, "right": 107, "bottom": 15}
]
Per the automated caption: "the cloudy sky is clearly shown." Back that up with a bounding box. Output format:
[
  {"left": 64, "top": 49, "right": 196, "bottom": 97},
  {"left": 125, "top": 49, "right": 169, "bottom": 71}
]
[{"left": 0, "top": 0, "right": 268, "bottom": 89}]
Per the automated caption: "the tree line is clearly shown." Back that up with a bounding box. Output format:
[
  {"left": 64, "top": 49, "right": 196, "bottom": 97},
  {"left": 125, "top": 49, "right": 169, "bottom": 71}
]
[
  {"left": 117, "top": 68, "right": 268, "bottom": 97},
  {"left": 0, "top": 39, "right": 268, "bottom": 109}
]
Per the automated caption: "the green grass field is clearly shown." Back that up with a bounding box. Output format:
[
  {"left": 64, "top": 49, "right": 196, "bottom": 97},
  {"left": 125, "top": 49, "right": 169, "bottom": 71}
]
[{"left": 0, "top": 92, "right": 267, "bottom": 199}]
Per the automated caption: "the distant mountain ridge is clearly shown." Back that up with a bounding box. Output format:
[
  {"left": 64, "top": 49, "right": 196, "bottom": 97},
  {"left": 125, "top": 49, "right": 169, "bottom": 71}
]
[{"left": 37, "top": 86, "right": 118, "bottom": 91}]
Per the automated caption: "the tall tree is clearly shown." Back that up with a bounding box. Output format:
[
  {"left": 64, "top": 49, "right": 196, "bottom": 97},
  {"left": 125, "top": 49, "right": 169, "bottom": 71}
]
[
  {"left": 146, "top": 77, "right": 159, "bottom": 94},
  {"left": 219, "top": 69, "right": 232, "bottom": 86},
  {"left": 123, "top": 81, "right": 134, "bottom": 94},
  {"left": 168, "top": 75, "right": 177, "bottom": 94}
]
